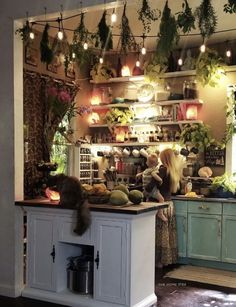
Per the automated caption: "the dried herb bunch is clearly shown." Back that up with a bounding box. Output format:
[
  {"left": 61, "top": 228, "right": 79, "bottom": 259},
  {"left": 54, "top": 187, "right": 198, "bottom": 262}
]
[
  {"left": 224, "top": 0, "right": 236, "bottom": 14},
  {"left": 156, "top": 1, "right": 179, "bottom": 63},
  {"left": 176, "top": 0, "right": 195, "bottom": 33},
  {"left": 195, "top": 0, "right": 217, "bottom": 39},
  {"left": 138, "top": 0, "right": 160, "bottom": 33},
  {"left": 15, "top": 20, "right": 31, "bottom": 43},
  {"left": 73, "top": 13, "right": 90, "bottom": 44},
  {"left": 40, "top": 23, "right": 53, "bottom": 64},
  {"left": 120, "top": 3, "right": 137, "bottom": 54},
  {"left": 95, "top": 10, "right": 113, "bottom": 50}
]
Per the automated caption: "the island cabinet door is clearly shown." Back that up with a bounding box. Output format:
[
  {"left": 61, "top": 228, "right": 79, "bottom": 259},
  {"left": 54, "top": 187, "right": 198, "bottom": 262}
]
[
  {"left": 93, "top": 218, "right": 128, "bottom": 305},
  {"left": 222, "top": 203, "right": 236, "bottom": 263},
  {"left": 27, "top": 213, "right": 57, "bottom": 291},
  {"left": 187, "top": 213, "right": 221, "bottom": 261},
  {"left": 175, "top": 200, "right": 188, "bottom": 258}
]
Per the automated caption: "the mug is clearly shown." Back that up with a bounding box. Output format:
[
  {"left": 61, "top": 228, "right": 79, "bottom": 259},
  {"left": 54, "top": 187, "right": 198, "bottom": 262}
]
[
  {"left": 132, "top": 148, "right": 140, "bottom": 158},
  {"left": 123, "top": 147, "right": 130, "bottom": 157},
  {"left": 139, "top": 148, "right": 148, "bottom": 158}
]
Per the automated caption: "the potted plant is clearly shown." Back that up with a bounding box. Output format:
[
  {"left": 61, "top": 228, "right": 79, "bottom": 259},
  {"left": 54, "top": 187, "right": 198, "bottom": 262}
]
[{"left": 210, "top": 173, "right": 236, "bottom": 198}]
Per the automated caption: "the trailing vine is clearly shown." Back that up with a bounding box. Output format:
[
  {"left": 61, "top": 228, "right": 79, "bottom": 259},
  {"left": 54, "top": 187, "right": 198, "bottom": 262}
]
[
  {"left": 120, "top": 3, "right": 138, "bottom": 54},
  {"left": 40, "top": 23, "right": 53, "bottom": 64},
  {"left": 156, "top": 1, "right": 179, "bottom": 64},
  {"left": 195, "top": 0, "right": 217, "bottom": 40},
  {"left": 222, "top": 88, "right": 236, "bottom": 145},
  {"left": 176, "top": 0, "right": 195, "bottom": 34},
  {"left": 94, "top": 10, "right": 113, "bottom": 50},
  {"left": 195, "top": 48, "right": 225, "bottom": 87},
  {"left": 224, "top": 0, "right": 236, "bottom": 13},
  {"left": 138, "top": 0, "right": 160, "bottom": 33}
]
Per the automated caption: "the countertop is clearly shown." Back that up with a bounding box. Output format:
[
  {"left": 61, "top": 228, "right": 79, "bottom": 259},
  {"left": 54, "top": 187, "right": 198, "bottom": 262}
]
[
  {"left": 15, "top": 198, "right": 169, "bottom": 215},
  {"left": 172, "top": 196, "right": 236, "bottom": 203}
]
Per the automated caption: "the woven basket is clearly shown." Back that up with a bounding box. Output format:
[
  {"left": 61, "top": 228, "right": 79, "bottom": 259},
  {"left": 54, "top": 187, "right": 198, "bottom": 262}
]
[{"left": 87, "top": 194, "right": 110, "bottom": 204}]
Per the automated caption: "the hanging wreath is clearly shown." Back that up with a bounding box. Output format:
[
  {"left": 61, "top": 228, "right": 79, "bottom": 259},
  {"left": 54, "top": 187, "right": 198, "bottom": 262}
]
[
  {"left": 195, "top": 0, "right": 217, "bottom": 40},
  {"left": 138, "top": 0, "right": 160, "bottom": 33},
  {"left": 176, "top": 0, "right": 195, "bottom": 34}
]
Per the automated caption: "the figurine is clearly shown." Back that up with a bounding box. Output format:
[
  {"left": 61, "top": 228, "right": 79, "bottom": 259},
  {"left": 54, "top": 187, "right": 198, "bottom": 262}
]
[{"left": 181, "top": 49, "right": 195, "bottom": 71}]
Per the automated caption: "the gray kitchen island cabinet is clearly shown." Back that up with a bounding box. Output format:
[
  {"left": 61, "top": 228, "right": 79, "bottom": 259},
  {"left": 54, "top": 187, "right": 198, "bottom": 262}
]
[{"left": 19, "top": 201, "right": 166, "bottom": 307}]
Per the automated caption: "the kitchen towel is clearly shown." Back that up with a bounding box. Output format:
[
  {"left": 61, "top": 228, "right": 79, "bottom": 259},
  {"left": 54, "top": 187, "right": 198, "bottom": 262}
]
[{"left": 164, "top": 265, "right": 236, "bottom": 288}]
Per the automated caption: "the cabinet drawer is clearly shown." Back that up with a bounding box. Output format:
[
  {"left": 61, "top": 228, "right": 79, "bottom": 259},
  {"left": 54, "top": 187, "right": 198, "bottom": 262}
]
[
  {"left": 174, "top": 200, "right": 187, "bottom": 213},
  {"left": 188, "top": 201, "right": 222, "bottom": 215},
  {"left": 58, "top": 217, "right": 92, "bottom": 245},
  {"left": 223, "top": 203, "right": 236, "bottom": 216}
]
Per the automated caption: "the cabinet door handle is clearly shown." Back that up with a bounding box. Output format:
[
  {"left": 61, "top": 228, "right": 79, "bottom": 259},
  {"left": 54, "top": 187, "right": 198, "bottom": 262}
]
[
  {"left": 218, "top": 220, "right": 221, "bottom": 237},
  {"left": 198, "top": 205, "right": 209, "bottom": 210},
  {"left": 95, "top": 251, "right": 99, "bottom": 269},
  {"left": 183, "top": 217, "right": 187, "bottom": 233},
  {"left": 50, "top": 245, "right": 56, "bottom": 263}
]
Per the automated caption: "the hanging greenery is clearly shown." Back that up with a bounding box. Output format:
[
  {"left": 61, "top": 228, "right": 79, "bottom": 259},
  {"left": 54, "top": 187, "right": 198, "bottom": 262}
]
[
  {"left": 195, "top": 0, "right": 217, "bottom": 40},
  {"left": 143, "top": 55, "right": 167, "bottom": 84},
  {"left": 176, "top": 0, "right": 195, "bottom": 34},
  {"left": 120, "top": 3, "right": 138, "bottom": 54},
  {"left": 195, "top": 48, "right": 225, "bottom": 87},
  {"left": 224, "top": 0, "right": 236, "bottom": 13},
  {"left": 138, "top": 0, "right": 161, "bottom": 33},
  {"left": 15, "top": 20, "right": 31, "bottom": 43},
  {"left": 40, "top": 23, "right": 54, "bottom": 64},
  {"left": 222, "top": 88, "right": 236, "bottom": 145},
  {"left": 155, "top": 1, "right": 179, "bottom": 64},
  {"left": 94, "top": 10, "right": 113, "bottom": 50}
]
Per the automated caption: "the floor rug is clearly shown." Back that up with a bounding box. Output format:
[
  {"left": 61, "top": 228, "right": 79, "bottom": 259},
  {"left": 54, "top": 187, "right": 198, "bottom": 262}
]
[{"left": 164, "top": 265, "right": 236, "bottom": 288}]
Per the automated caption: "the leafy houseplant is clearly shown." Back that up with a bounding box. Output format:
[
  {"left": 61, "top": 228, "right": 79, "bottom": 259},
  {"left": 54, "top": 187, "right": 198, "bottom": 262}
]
[
  {"left": 195, "top": 48, "right": 225, "bottom": 87},
  {"left": 180, "top": 123, "right": 215, "bottom": 152},
  {"left": 105, "top": 108, "right": 134, "bottom": 127},
  {"left": 222, "top": 87, "right": 236, "bottom": 145},
  {"left": 211, "top": 173, "right": 236, "bottom": 198}
]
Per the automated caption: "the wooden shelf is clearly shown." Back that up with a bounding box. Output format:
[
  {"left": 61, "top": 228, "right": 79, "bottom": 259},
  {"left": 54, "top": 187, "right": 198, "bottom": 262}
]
[
  {"left": 89, "top": 120, "right": 202, "bottom": 128},
  {"left": 90, "top": 99, "right": 203, "bottom": 110},
  {"left": 90, "top": 142, "right": 178, "bottom": 147}
]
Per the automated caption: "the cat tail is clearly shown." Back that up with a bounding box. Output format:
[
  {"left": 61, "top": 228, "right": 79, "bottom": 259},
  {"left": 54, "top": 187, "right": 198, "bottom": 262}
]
[{"left": 74, "top": 200, "right": 91, "bottom": 236}]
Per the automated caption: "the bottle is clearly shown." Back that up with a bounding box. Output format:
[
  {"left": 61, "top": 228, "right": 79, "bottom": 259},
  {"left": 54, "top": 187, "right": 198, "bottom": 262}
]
[
  {"left": 185, "top": 177, "right": 192, "bottom": 194},
  {"left": 116, "top": 58, "right": 122, "bottom": 77}
]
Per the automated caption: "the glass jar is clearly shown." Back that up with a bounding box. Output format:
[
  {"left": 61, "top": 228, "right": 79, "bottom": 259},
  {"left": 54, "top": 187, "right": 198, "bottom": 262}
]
[{"left": 183, "top": 80, "right": 198, "bottom": 99}]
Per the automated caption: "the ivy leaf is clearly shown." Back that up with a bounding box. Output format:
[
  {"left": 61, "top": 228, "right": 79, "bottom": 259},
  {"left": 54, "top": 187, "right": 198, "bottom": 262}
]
[{"left": 120, "top": 3, "right": 137, "bottom": 54}]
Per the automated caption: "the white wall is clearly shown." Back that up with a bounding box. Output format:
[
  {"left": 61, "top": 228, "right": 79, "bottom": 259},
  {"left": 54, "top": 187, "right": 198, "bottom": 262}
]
[{"left": 0, "top": 0, "right": 114, "bottom": 297}]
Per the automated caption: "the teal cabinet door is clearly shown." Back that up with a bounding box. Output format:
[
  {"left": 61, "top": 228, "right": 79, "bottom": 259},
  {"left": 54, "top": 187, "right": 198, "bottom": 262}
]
[
  {"left": 222, "top": 215, "right": 236, "bottom": 263},
  {"left": 188, "top": 213, "right": 221, "bottom": 261},
  {"left": 176, "top": 213, "right": 187, "bottom": 257},
  {"left": 174, "top": 200, "right": 188, "bottom": 258}
]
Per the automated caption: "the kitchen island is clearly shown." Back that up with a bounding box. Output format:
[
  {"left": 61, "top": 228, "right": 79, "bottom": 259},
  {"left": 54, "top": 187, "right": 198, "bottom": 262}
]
[{"left": 16, "top": 200, "right": 168, "bottom": 307}]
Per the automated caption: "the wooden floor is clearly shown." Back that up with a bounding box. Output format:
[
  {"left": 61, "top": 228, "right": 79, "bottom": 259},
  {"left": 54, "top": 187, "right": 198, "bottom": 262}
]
[{"left": 1, "top": 265, "right": 236, "bottom": 306}]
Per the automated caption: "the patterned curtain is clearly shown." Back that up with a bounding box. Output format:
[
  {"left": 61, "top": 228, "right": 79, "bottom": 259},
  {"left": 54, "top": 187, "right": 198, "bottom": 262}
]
[{"left": 23, "top": 70, "right": 77, "bottom": 198}]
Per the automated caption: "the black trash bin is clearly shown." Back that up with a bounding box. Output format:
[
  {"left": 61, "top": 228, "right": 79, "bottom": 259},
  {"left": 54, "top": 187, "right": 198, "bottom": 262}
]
[{"left": 67, "top": 255, "right": 93, "bottom": 295}]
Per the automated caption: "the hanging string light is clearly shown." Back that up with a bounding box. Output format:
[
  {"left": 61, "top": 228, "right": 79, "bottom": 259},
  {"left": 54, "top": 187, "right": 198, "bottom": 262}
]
[
  {"left": 83, "top": 42, "right": 88, "bottom": 50},
  {"left": 111, "top": 8, "right": 117, "bottom": 23},
  {"left": 57, "top": 17, "right": 63, "bottom": 40},
  {"left": 29, "top": 22, "right": 35, "bottom": 40},
  {"left": 141, "top": 33, "right": 146, "bottom": 55},
  {"left": 200, "top": 38, "right": 206, "bottom": 53},
  {"left": 177, "top": 49, "right": 183, "bottom": 66},
  {"left": 226, "top": 41, "right": 231, "bottom": 58}
]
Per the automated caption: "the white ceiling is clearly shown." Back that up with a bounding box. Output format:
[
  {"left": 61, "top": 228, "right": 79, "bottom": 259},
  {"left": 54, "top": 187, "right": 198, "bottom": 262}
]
[{"left": 33, "top": 0, "right": 236, "bottom": 52}]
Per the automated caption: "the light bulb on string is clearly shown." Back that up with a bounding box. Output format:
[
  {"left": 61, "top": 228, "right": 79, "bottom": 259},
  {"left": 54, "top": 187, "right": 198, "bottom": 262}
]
[
  {"left": 99, "top": 57, "right": 103, "bottom": 64},
  {"left": 200, "top": 39, "right": 206, "bottom": 53},
  {"left": 141, "top": 33, "right": 146, "bottom": 55},
  {"left": 136, "top": 60, "right": 140, "bottom": 67},
  {"left": 83, "top": 42, "right": 88, "bottom": 50},
  {"left": 29, "top": 31, "right": 35, "bottom": 40},
  {"left": 178, "top": 57, "right": 183, "bottom": 66},
  {"left": 111, "top": 9, "right": 117, "bottom": 23},
  {"left": 57, "top": 30, "right": 63, "bottom": 40},
  {"left": 226, "top": 49, "right": 231, "bottom": 58},
  {"left": 72, "top": 52, "right": 76, "bottom": 59}
]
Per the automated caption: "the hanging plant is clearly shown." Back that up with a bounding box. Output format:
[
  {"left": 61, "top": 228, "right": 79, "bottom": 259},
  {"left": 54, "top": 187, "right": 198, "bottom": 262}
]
[
  {"left": 137, "top": 0, "right": 161, "bottom": 33},
  {"left": 40, "top": 23, "right": 54, "bottom": 64},
  {"left": 15, "top": 20, "right": 31, "bottom": 43},
  {"left": 196, "top": 48, "right": 225, "bottom": 87},
  {"left": 176, "top": 0, "right": 195, "bottom": 34},
  {"left": 120, "top": 3, "right": 138, "bottom": 54},
  {"left": 195, "top": 0, "right": 217, "bottom": 40},
  {"left": 224, "top": 0, "right": 236, "bottom": 13},
  {"left": 156, "top": 1, "right": 179, "bottom": 64},
  {"left": 94, "top": 10, "right": 113, "bottom": 50},
  {"left": 143, "top": 55, "right": 167, "bottom": 84}
]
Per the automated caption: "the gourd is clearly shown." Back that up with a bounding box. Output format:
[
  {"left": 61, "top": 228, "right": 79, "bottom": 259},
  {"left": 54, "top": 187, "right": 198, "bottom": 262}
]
[
  {"left": 113, "top": 184, "right": 129, "bottom": 196},
  {"left": 109, "top": 190, "right": 129, "bottom": 206},
  {"left": 128, "top": 190, "right": 143, "bottom": 205}
]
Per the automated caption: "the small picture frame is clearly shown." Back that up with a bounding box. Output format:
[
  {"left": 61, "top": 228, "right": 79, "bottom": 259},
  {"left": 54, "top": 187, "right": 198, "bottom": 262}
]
[
  {"left": 46, "top": 61, "right": 58, "bottom": 74},
  {"left": 66, "top": 62, "right": 75, "bottom": 79},
  {"left": 25, "top": 45, "right": 38, "bottom": 67}
]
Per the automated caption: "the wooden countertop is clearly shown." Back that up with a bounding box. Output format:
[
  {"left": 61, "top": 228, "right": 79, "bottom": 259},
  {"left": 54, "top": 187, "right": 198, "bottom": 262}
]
[
  {"left": 15, "top": 198, "right": 169, "bottom": 215},
  {"left": 172, "top": 196, "right": 236, "bottom": 203}
]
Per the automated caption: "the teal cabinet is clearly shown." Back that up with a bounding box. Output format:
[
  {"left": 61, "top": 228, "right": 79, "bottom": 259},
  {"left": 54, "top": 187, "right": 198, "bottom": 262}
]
[
  {"left": 187, "top": 213, "right": 221, "bottom": 261},
  {"left": 175, "top": 200, "right": 187, "bottom": 257},
  {"left": 222, "top": 203, "right": 236, "bottom": 263}
]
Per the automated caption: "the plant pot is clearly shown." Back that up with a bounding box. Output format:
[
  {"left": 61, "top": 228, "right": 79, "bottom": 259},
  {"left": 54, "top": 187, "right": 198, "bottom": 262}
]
[{"left": 210, "top": 187, "right": 234, "bottom": 198}]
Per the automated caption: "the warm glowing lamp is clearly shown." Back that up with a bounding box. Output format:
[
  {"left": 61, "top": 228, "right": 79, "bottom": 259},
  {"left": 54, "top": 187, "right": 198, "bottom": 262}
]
[
  {"left": 186, "top": 105, "right": 198, "bottom": 120},
  {"left": 45, "top": 187, "right": 60, "bottom": 201},
  {"left": 121, "top": 65, "right": 131, "bottom": 77},
  {"left": 88, "top": 112, "right": 100, "bottom": 125},
  {"left": 90, "top": 95, "right": 101, "bottom": 105}
]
